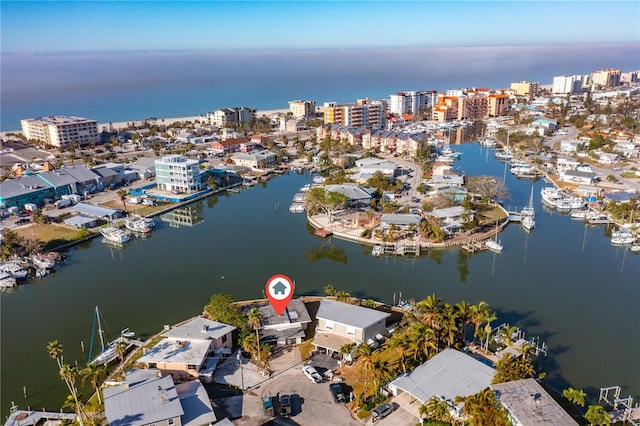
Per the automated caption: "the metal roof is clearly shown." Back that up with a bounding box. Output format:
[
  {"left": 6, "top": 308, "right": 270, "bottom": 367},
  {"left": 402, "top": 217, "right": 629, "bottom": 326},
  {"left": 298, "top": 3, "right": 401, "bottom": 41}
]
[
  {"left": 37, "top": 170, "right": 78, "bottom": 188},
  {"left": 63, "top": 215, "right": 97, "bottom": 227},
  {"left": 138, "top": 338, "right": 210, "bottom": 366},
  {"left": 0, "top": 175, "right": 53, "bottom": 199},
  {"left": 60, "top": 166, "right": 101, "bottom": 183},
  {"left": 104, "top": 374, "right": 184, "bottom": 426},
  {"left": 175, "top": 381, "right": 217, "bottom": 426},
  {"left": 73, "top": 202, "right": 121, "bottom": 218},
  {"left": 162, "top": 317, "right": 236, "bottom": 341},
  {"left": 258, "top": 298, "right": 311, "bottom": 329},
  {"left": 380, "top": 214, "right": 422, "bottom": 226},
  {"left": 491, "top": 379, "right": 578, "bottom": 425},
  {"left": 389, "top": 348, "right": 494, "bottom": 404},
  {"left": 324, "top": 184, "right": 374, "bottom": 201},
  {"left": 316, "top": 299, "right": 390, "bottom": 330}
]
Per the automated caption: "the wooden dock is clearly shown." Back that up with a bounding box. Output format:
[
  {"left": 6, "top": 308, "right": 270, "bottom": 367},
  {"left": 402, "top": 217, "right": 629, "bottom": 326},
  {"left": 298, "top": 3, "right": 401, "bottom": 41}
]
[
  {"left": 314, "top": 228, "right": 333, "bottom": 238},
  {"left": 462, "top": 241, "right": 487, "bottom": 253}
]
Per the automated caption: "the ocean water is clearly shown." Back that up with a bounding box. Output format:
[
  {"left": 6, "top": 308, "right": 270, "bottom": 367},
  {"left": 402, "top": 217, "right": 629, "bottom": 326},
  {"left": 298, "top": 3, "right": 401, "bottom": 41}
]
[{"left": 2, "top": 44, "right": 639, "bottom": 131}]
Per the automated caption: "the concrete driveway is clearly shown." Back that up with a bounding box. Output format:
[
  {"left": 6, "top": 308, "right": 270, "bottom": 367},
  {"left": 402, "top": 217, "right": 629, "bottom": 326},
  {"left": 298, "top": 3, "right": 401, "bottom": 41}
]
[{"left": 250, "top": 356, "right": 361, "bottom": 426}]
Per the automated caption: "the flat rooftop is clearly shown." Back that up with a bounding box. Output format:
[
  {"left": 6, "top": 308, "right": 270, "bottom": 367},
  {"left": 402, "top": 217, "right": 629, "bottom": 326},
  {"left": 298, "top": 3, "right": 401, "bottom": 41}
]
[
  {"left": 22, "top": 115, "right": 96, "bottom": 125},
  {"left": 138, "top": 338, "right": 210, "bottom": 366}
]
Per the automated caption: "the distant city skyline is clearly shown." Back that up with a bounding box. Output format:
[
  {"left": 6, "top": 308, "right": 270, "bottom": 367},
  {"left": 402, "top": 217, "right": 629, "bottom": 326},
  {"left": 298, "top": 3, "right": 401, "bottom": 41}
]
[{"left": 1, "top": 1, "right": 639, "bottom": 52}]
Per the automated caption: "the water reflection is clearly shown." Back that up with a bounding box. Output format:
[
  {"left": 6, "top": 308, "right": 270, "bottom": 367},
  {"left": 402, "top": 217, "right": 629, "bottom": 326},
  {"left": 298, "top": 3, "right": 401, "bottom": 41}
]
[{"left": 160, "top": 203, "right": 205, "bottom": 227}]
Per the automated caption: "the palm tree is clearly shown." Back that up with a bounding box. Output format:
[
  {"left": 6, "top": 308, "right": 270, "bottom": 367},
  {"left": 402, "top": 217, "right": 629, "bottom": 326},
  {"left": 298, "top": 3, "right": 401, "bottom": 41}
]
[
  {"left": 81, "top": 363, "right": 106, "bottom": 405},
  {"left": 584, "top": 405, "right": 610, "bottom": 425},
  {"left": 247, "top": 307, "right": 262, "bottom": 356},
  {"left": 335, "top": 291, "right": 351, "bottom": 303},
  {"left": 417, "top": 294, "right": 442, "bottom": 329},
  {"left": 563, "top": 387, "right": 587, "bottom": 407},
  {"left": 355, "top": 343, "right": 374, "bottom": 395},
  {"left": 420, "top": 397, "right": 452, "bottom": 423},
  {"left": 469, "top": 301, "right": 493, "bottom": 342},
  {"left": 241, "top": 333, "right": 258, "bottom": 359},
  {"left": 455, "top": 300, "right": 473, "bottom": 343},
  {"left": 407, "top": 323, "right": 437, "bottom": 361},
  {"left": 116, "top": 189, "right": 128, "bottom": 212},
  {"left": 47, "top": 340, "right": 65, "bottom": 368},
  {"left": 338, "top": 343, "right": 356, "bottom": 364},
  {"left": 386, "top": 333, "right": 409, "bottom": 373},
  {"left": 114, "top": 340, "right": 127, "bottom": 367},
  {"left": 497, "top": 325, "right": 519, "bottom": 347},
  {"left": 371, "top": 359, "right": 392, "bottom": 392},
  {"left": 59, "top": 363, "right": 85, "bottom": 425}
]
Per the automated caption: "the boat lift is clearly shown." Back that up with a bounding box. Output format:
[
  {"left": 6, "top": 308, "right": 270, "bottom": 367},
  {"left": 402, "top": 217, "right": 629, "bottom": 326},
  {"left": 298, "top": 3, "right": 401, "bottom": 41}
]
[{"left": 599, "top": 386, "right": 640, "bottom": 425}]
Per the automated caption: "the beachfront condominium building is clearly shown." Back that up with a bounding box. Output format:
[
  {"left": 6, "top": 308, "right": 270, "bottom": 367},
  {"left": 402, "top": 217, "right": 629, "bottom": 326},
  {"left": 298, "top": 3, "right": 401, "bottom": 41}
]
[
  {"left": 203, "top": 107, "right": 257, "bottom": 127},
  {"left": 510, "top": 81, "right": 540, "bottom": 97},
  {"left": 590, "top": 68, "right": 621, "bottom": 89},
  {"left": 288, "top": 100, "right": 316, "bottom": 119},
  {"left": 488, "top": 94, "right": 509, "bottom": 117},
  {"left": 20, "top": 116, "right": 99, "bottom": 148},
  {"left": 389, "top": 91, "right": 437, "bottom": 116},
  {"left": 323, "top": 99, "right": 385, "bottom": 128},
  {"left": 620, "top": 71, "right": 639, "bottom": 84},
  {"left": 154, "top": 154, "right": 204, "bottom": 194},
  {"left": 552, "top": 75, "right": 584, "bottom": 94}
]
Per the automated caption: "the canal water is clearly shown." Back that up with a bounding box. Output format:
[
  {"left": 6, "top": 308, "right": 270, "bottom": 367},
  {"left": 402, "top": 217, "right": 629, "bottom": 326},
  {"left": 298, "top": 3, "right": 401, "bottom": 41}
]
[{"left": 1, "top": 143, "right": 639, "bottom": 416}]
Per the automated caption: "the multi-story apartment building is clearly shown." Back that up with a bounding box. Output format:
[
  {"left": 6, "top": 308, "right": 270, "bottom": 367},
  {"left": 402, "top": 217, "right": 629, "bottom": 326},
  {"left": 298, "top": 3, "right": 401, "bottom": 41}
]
[
  {"left": 510, "top": 81, "right": 540, "bottom": 97},
  {"left": 20, "top": 116, "right": 99, "bottom": 148},
  {"left": 154, "top": 154, "right": 204, "bottom": 194},
  {"left": 620, "top": 71, "right": 639, "bottom": 84},
  {"left": 288, "top": 100, "right": 316, "bottom": 119},
  {"left": 488, "top": 94, "right": 509, "bottom": 117},
  {"left": 591, "top": 68, "right": 621, "bottom": 89},
  {"left": 203, "top": 107, "right": 257, "bottom": 127},
  {"left": 552, "top": 75, "right": 584, "bottom": 94},
  {"left": 323, "top": 100, "right": 385, "bottom": 128},
  {"left": 432, "top": 96, "right": 459, "bottom": 122},
  {"left": 389, "top": 90, "right": 436, "bottom": 116}
]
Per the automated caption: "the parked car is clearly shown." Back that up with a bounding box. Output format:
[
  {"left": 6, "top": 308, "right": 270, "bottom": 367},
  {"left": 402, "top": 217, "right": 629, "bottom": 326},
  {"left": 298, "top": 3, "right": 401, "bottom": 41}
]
[
  {"left": 279, "top": 394, "right": 292, "bottom": 418},
  {"left": 16, "top": 218, "right": 30, "bottom": 225},
  {"left": 302, "top": 365, "right": 323, "bottom": 383},
  {"left": 329, "top": 382, "right": 347, "bottom": 403},
  {"left": 372, "top": 402, "right": 398, "bottom": 422}
]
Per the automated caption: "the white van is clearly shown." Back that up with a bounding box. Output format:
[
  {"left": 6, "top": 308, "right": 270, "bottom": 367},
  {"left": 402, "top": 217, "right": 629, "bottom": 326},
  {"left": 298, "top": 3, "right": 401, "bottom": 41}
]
[{"left": 54, "top": 198, "right": 72, "bottom": 209}]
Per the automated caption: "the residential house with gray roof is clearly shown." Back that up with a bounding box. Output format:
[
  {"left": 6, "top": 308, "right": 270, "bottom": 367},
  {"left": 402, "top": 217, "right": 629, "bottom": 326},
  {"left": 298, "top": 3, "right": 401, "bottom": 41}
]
[
  {"left": 491, "top": 378, "right": 578, "bottom": 425},
  {"left": 138, "top": 317, "right": 236, "bottom": 381},
  {"left": 388, "top": 348, "right": 495, "bottom": 418},
  {"left": 258, "top": 298, "right": 312, "bottom": 347},
  {"left": 104, "top": 369, "right": 217, "bottom": 426},
  {"left": 313, "top": 299, "right": 390, "bottom": 354},
  {"left": 324, "top": 184, "right": 375, "bottom": 207}
]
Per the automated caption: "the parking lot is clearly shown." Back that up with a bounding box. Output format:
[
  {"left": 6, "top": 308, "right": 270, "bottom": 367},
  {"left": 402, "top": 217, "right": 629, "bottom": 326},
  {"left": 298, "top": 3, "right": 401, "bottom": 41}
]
[{"left": 237, "top": 353, "right": 361, "bottom": 426}]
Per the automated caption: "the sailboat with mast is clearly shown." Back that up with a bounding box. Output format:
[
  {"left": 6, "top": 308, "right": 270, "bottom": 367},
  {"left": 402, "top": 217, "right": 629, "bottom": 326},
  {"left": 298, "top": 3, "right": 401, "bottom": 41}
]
[
  {"left": 521, "top": 187, "right": 536, "bottom": 231},
  {"left": 485, "top": 221, "right": 504, "bottom": 252},
  {"left": 88, "top": 306, "right": 119, "bottom": 365}
]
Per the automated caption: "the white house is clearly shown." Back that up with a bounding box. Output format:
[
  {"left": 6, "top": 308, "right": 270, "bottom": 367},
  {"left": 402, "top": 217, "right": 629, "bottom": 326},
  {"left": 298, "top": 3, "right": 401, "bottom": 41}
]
[
  {"left": 313, "top": 299, "right": 390, "bottom": 355},
  {"left": 231, "top": 151, "right": 277, "bottom": 170},
  {"left": 598, "top": 152, "right": 621, "bottom": 165},
  {"left": 559, "top": 169, "right": 597, "bottom": 185},
  {"left": 560, "top": 140, "right": 584, "bottom": 152}
]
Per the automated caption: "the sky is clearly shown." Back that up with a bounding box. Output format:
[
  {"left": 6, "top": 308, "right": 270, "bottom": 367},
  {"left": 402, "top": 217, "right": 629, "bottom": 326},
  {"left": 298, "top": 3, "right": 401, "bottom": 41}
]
[{"left": 2, "top": 1, "right": 639, "bottom": 52}]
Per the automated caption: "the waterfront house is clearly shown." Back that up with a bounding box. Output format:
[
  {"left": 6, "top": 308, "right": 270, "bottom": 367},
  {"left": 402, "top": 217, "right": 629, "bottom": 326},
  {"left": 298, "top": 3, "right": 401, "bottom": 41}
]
[
  {"left": 355, "top": 158, "right": 398, "bottom": 176},
  {"left": 103, "top": 369, "right": 217, "bottom": 426},
  {"left": 92, "top": 165, "right": 121, "bottom": 188},
  {"left": 324, "top": 184, "right": 375, "bottom": 207},
  {"left": 429, "top": 206, "right": 468, "bottom": 234},
  {"left": 258, "top": 298, "right": 312, "bottom": 347},
  {"left": 491, "top": 379, "right": 578, "bottom": 425},
  {"left": 559, "top": 169, "right": 597, "bottom": 185},
  {"left": 380, "top": 213, "right": 422, "bottom": 230},
  {"left": 231, "top": 150, "right": 277, "bottom": 170},
  {"left": 313, "top": 299, "right": 390, "bottom": 355},
  {"left": 388, "top": 348, "right": 495, "bottom": 418},
  {"left": 137, "top": 317, "right": 235, "bottom": 381},
  {"left": 155, "top": 155, "right": 204, "bottom": 194}
]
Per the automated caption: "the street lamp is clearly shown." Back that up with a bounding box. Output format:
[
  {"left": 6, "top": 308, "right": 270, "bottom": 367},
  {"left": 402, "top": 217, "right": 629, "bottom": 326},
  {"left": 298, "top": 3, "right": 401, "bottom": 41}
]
[{"left": 236, "top": 351, "right": 244, "bottom": 392}]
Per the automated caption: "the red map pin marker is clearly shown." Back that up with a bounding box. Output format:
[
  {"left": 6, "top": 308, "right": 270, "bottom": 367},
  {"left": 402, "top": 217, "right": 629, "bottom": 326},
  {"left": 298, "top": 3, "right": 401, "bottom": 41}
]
[{"left": 266, "top": 274, "right": 294, "bottom": 315}]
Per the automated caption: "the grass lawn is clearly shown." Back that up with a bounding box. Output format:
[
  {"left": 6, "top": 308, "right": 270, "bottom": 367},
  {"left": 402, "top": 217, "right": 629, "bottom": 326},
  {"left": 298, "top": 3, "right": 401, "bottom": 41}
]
[
  {"left": 476, "top": 204, "right": 508, "bottom": 224},
  {"left": 14, "top": 223, "right": 92, "bottom": 249},
  {"left": 100, "top": 200, "right": 175, "bottom": 216}
]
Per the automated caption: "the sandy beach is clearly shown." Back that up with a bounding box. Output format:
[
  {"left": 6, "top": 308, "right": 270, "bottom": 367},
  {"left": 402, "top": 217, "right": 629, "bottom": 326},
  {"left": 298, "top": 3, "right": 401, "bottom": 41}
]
[
  {"left": 101, "top": 108, "right": 291, "bottom": 132},
  {"left": 1, "top": 108, "right": 292, "bottom": 137}
]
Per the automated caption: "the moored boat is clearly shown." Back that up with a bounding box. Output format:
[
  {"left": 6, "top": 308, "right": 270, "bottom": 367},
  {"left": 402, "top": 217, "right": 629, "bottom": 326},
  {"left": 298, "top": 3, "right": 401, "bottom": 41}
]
[
  {"left": 485, "top": 239, "right": 503, "bottom": 252},
  {"left": 124, "top": 218, "right": 154, "bottom": 233},
  {"left": 0, "top": 260, "right": 29, "bottom": 280},
  {"left": 32, "top": 254, "right": 56, "bottom": 269},
  {"left": 100, "top": 227, "right": 130, "bottom": 244},
  {"left": 371, "top": 245, "right": 382, "bottom": 257},
  {"left": 289, "top": 203, "right": 305, "bottom": 213},
  {"left": 0, "top": 271, "right": 17, "bottom": 288}
]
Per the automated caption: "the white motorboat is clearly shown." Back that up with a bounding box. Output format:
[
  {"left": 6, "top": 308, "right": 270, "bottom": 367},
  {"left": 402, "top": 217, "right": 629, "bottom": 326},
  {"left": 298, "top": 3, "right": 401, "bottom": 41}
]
[
  {"left": 540, "top": 187, "right": 564, "bottom": 206},
  {"left": 611, "top": 235, "right": 636, "bottom": 245},
  {"left": 289, "top": 203, "right": 305, "bottom": 213},
  {"left": 479, "top": 138, "right": 497, "bottom": 147},
  {"left": 510, "top": 164, "right": 535, "bottom": 175},
  {"left": 1, "top": 260, "right": 29, "bottom": 279},
  {"left": 292, "top": 193, "right": 305, "bottom": 203},
  {"left": 630, "top": 245, "right": 640, "bottom": 252},
  {"left": 32, "top": 254, "right": 56, "bottom": 269},
  {"left": 571, "top": 210, "right": 589, "bottom": 220},
  {"left": 124, "top": 218, "right": 153, "bottom": 233},
  {"left": 567, "top": 197, "right": 587, "bottom": 210},
  {"left": 300, "top": 184, "right": 311, "bottom": 192},
  {"left": 495, "top": 151, "right": 512, "bottom": 162},
  {"left": 100, "top": 227, "right": 130, "bottom": 244},
  {"left": 312, "top": 175, "right": 326, "bottom": 184},
  {"left": 371, "top": 245, "right": 383, "bottom": 257},
  {"left": 522, "top": 215, "right": 535, "bottom": 231},
  {"left": 0, "top": 271, "right": 17, "bottom": 288}
]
